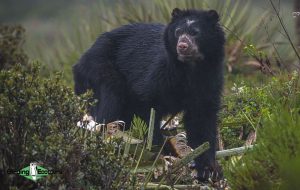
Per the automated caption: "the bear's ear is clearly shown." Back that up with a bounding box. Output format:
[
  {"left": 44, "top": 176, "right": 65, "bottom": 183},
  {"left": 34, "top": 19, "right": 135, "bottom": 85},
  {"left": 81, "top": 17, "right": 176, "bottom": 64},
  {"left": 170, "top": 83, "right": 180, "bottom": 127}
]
[
  {"left": 207, "top": 10, "right": 219, "bottom": 23},
  {"left": 172, "top": 8, "right": 183, "bottom": 19}
]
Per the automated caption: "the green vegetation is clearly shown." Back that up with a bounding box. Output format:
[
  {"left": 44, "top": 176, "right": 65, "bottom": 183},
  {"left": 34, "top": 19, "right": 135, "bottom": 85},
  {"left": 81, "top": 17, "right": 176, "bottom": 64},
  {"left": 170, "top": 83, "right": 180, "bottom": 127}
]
[
  {"left": 1, "top": 0, "right": 300, "bottom": 189},
  {"left": 0, "top": 25, "right": 134, "bottom": 189},
  {"left": 0, "top": 25, "right": 28, "bottom": 70},
  {"left": 24, "top": 0, "right": 296, "bottom": 84},
  {"left": 224, "top": 72, "right": 300, "bottom": 189}
]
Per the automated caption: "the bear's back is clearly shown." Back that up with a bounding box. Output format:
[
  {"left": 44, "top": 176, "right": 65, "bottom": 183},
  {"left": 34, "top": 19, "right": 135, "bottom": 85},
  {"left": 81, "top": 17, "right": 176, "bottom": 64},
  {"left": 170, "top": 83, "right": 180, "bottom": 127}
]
[{"left": 103, "top": 23, "right": 168, "bottom": 83}]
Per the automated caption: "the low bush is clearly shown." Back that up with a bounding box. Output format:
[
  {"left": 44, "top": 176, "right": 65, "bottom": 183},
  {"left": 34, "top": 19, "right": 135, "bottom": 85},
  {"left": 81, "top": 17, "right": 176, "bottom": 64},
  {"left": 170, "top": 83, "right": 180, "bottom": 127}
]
[
  {"left": 224, "top": 72, "right": 300, "bottom": 189},
  {"left": 0, "top": 25, "right": 134, "bottom": 189},
  {"left": 0, "top": 25, "right": 28, "bottom": 70}
]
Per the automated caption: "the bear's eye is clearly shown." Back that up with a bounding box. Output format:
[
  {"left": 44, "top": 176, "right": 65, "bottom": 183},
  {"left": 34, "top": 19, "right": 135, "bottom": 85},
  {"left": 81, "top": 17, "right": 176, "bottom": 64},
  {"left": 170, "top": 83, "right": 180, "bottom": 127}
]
[
  {"left": 189, "top": 28, "right": 200, "bottom": 36},
  {"left": 175, "top": 28, "right": 183, "bottom": 37}
]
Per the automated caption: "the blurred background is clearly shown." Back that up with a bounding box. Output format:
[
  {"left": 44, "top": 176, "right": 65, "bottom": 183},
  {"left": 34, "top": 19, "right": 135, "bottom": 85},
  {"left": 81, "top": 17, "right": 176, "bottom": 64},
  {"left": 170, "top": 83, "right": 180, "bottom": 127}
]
[{"left": 0, "top": 0, "right": 297, "bottom": 84}]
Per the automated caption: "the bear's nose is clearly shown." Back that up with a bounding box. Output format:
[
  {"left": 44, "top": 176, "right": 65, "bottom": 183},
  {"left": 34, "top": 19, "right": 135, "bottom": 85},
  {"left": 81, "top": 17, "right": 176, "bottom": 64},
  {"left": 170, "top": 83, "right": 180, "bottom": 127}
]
[{"left": 178, "top": 42, "right": 188, "bottom": 50}]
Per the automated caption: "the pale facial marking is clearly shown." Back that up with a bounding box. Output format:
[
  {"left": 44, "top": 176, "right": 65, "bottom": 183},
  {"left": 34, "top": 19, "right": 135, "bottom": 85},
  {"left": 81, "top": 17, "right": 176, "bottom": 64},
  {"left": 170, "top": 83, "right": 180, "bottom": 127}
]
[
  {"left": 186, "top": 19, "right": 195, "bottom": 26},
  {"left": 177, "top": 34, "right": 204, "bottom": 62},
  {"left": 179, "top": 34, "right": 193, "bottom": 44}
]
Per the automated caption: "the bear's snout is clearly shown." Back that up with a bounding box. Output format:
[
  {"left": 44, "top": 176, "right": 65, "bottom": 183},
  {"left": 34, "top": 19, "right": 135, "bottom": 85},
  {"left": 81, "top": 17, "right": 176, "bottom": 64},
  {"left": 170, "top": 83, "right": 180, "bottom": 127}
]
[
  {"left": 176, "top": 35, "right": 195, "bottom": 56},
  {"left": 177, "top": 42, "right": 189, "bottom": 53},
  {"left": 176, "top": 41, "right": 194, "bottom": 56}
]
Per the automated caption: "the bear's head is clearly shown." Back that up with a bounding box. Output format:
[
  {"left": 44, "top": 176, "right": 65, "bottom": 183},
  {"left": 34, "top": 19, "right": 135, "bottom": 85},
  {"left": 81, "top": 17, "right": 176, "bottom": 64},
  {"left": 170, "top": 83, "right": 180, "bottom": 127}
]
[{"left": 164, "top": 8, "right": 225, "bottom": 64}]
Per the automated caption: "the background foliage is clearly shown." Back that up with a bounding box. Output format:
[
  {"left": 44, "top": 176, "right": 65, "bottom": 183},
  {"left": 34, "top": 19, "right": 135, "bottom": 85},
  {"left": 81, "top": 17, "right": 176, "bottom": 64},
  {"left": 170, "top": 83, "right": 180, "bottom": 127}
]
[
  {"left": 224, "top": 72, "right": 300, "bottom": 189},
  {"left": 1, "top": 0, "right": 300, "bottom": 189},
  {"left": 17, "top": 0, "right": 295, "bottom": 83},
  {"left": 0, "top": 25, "right": 134, "bottom": 189}
]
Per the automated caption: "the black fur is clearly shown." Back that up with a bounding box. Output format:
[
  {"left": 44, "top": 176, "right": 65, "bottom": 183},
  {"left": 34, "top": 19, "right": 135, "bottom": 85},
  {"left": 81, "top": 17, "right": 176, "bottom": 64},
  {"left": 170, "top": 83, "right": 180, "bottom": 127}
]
[{"left": 73, "top": 8, "right": 225, "bottom": 180}]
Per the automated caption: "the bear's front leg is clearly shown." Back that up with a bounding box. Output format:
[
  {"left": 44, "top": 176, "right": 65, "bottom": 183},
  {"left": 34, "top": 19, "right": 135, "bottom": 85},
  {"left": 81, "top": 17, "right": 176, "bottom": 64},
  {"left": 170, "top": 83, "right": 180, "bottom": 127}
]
[{"left": 184, "top": 100, "right": 221, "bottom": 182}]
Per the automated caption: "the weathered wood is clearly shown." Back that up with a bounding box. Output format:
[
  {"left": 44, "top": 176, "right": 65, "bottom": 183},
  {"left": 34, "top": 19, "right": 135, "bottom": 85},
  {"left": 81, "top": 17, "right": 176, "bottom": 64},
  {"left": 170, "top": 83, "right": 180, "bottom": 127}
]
[
  {"left": 145, "top": 183, "right": 211, "bottom": 189},
  {"left": 171, "top": 142, "right": 210, "bottom": 173},
  {"left": 147, "top": 108, "right": 156, "bottom": 151},
  {"left": 216, "top": 145, "right": 254, "bottom": 159}
]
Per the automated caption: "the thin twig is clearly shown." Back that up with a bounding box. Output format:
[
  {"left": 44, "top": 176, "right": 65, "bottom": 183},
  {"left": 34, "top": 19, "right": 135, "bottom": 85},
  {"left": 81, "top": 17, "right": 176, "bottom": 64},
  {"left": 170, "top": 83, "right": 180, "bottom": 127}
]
[
  {"left": 221, "top": 25, "right": 243, "bottom": 42},
  {"left": 262, "top": 17, "right": 286, "bottom": 69},
  {"left": 171, "top": 142, "right": 210, "bottom": 173},
  {"left": 156, "top": 142, "right": 210, "bottom": 189},
  {"left": 269, "top": 0, "right": 300, "bottom": 63},
  {"left": 160, "top": 114, "right": 176, "bottom": 129}
]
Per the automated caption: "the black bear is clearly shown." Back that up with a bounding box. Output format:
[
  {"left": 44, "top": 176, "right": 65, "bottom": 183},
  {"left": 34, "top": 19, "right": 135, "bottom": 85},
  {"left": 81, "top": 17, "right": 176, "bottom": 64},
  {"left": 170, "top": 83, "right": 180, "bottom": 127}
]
[{"left": 73, "top": 8, "right": 225, "bottom": 180}]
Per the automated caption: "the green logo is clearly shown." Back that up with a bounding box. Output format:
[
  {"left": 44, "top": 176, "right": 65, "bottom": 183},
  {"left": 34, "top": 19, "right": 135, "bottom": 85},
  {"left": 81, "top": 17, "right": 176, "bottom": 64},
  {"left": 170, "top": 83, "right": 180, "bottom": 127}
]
[
  {"left": 7, "top": 162, "right": 62, "bottom": 182},
  {"left": 19, "top": 163, "right": 49, "bottom": 181}
]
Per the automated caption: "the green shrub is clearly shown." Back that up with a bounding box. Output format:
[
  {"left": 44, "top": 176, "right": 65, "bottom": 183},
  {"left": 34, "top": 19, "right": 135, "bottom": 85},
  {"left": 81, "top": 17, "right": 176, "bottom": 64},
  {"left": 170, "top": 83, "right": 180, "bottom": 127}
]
[
  {"left": 0, "top": 63, "right": 135, "bottom": 189},
  {"left": 220, "top": 71, "right": 300, "bottom": 149},
  {"left": 224, "top": 72, "right": 300, "bottom": 189},
  {"left": 0, "top": 24, "right": 135, "bottom": 189},
  {"left": 220, "top": 80, "right": 271, "bottom": 148},
  {"left": 0, "top": 25, "right": 28, "bottom": 70},
  {"left": 225, "top": 109, "right": 300, "bottom": 190}
]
